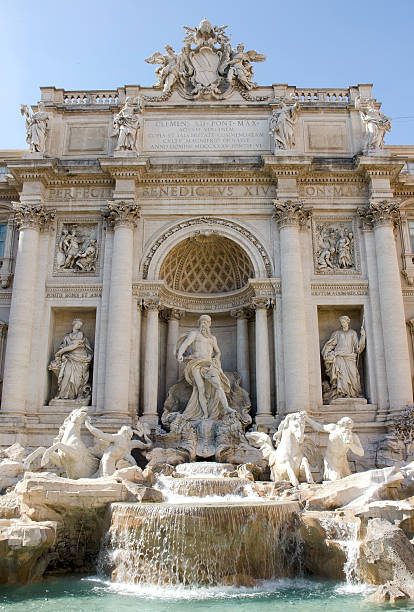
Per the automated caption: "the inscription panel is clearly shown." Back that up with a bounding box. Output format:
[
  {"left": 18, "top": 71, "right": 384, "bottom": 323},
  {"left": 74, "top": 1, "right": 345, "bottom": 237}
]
[
  {"left": 143, "top": 119, "right": 270, "bottom": 153},
  {"left": 66, "top": 125, "right": 107, "bottom": 153}
]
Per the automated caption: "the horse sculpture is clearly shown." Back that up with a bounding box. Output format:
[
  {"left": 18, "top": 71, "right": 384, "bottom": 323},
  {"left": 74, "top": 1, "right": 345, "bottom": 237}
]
[
  {"left": 40, "top": 406, "right": 99, "bottom": 479},
  {"left": 246, "top": 411, "right": 314, "bottom": 486}
]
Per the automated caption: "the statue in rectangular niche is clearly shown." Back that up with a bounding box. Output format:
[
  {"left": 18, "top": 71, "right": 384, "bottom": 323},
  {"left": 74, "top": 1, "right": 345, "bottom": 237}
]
[
  {"left": 56, "top": 224, "right": 98, "bottom": 273},
  {"left": 313, "top": 221, "right": 356, "bottom": 273},
  {"left": 322, "top": 315, "right": 365, "bottom": 403},
  {"left": 49, "top": 319, "right": 93, "bottom": 404}
]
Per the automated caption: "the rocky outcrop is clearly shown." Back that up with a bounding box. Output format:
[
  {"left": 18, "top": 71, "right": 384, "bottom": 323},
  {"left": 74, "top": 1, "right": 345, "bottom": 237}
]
[
  {"left": 0, "top": 469, "right": 163, "bottom": 581},
  {"left": 297, "top": 465, "right": 404, "bottom": 510},
  {"left": 359, "top": 518, "right": 414, "bottom": 597},
  {"left": 0, "top": 518, "right": 56, "bottom": 583}
]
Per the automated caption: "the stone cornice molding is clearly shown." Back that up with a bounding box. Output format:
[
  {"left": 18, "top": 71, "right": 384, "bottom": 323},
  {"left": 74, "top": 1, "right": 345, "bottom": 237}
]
[
  {"left": 45, "top": 285, "right": 102, "bottom": 299},
  {"left": 6, "top": 159, "right": 57, "bottom": 186},
  {"left": 357, "top": 199, "right": 401, "bottom": 230},
  {"left": 12, "top": 201, "right": 56, "bottom": 231},
  {"left": 311, "top": 281, "right": 369, "bottom": 296},
  {"left": 103, "top": 199, "right": 141, "bottom": 229},
  {"left": 273, "top": 199, "right": 312, "bottom": 228},
  {"left": 99, "top": 159, "right": 147, "bottom": 181}
]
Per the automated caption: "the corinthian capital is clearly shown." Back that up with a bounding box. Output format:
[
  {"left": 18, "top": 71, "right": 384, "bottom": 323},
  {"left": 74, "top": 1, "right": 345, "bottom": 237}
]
[
  {"left": 103, "top": 199, "right": 141, "bottom": 229},
  {"left": 12, "top": 201, "right": 56, "bottom": 231},
  {"left": 357, "top": 199, "right": 401, "bottom": 230},
  {"left": 273, "top": 199, "right": 311, "bottom": 228}
]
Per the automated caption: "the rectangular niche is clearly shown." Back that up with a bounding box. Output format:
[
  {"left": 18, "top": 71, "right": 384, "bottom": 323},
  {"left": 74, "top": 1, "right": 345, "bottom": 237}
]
[
  {"left": 317, "top": 305, "right": 365, "bottom": 404},
  {"left": 47, "top": 308, "right": 96, "bottom": 405}
]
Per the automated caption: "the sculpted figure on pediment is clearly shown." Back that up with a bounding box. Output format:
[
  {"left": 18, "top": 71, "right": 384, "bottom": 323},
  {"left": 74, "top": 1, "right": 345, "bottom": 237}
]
[
  {"left": 56, "top": 224, "right": 98, "bottom": 273},
  {"left": 113, "top": 97, "right": 142, "bottom": 151},
  {"left": 145, "top": 19, "right": 265, "bottom": 100},
  {"left": 356, "top": 96, "right": 391, "bottom": 154},
  {"left": 269, "top": 98, "right": 299, "bottom": 150},
  {"left": 20, "top": 103, "right": 49, "bottom": 153}
]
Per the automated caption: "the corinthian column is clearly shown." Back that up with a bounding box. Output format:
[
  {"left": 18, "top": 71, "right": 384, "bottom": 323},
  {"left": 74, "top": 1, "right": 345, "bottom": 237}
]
[
  {"left": 231, "top": 308, "right": 251, "bottom": 392},
  {"left": 165, "top": 309, "right": 183, "bottom": 394},
  {"left": 1, "top": 202, "right": 55, "bottom": 418},
  {"left": 252, "top": 298, "right": 272, "bottom": 425},
  {"left": 273, "top": 199, "right": 311, "bottom": 413},
  {"left": 103, "top": 200, "right": 140, "bottom": 420},
  {"left": 358, "top": 200, "right": 412, "bottom": 409},
  {"left": 142, "top": 297, "right": 161, "bottom": 427}
]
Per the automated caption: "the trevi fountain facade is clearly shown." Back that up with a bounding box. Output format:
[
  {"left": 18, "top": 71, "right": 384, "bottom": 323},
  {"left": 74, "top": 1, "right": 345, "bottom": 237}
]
[{"left": 1, "top": 17, "right": 414, "bottom": 609}]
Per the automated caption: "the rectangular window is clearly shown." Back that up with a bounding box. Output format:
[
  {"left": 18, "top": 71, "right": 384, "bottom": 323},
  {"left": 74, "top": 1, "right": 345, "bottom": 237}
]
[
  {"left": 0, "top": 224, "right": 6, "bottom": 259},
  {"left": 409, "top": 220, "right": 414, "bottom": 254}
]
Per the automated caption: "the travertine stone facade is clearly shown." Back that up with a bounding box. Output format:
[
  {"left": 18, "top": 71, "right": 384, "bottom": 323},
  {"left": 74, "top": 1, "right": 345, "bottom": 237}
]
[{"left": 0, "top": 20, "right": 413, "bottom": 467}]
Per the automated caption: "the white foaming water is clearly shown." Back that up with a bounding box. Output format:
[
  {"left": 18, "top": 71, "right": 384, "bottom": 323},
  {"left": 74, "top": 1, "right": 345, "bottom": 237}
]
[
  {"left": 175, "top": 462, "right": 235, "bottom": 478},
  {"left": 86, "top": 575, "right": 321, "bottom": 601},
  {"left": 154, "top": 474, "right": 261, "bottom": 503}
]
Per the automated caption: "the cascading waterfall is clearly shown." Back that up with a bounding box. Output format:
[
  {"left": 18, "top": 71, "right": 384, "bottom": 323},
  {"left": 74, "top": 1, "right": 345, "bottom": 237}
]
[
  {"left": 99, "top": 500, "right": 301, "bottom": 586},
  {"left": 320, "top": 516, "right": 361, "bottom": 586}
]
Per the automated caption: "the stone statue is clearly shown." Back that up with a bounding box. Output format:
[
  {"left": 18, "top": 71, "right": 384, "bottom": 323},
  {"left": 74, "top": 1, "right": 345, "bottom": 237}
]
[
  {"left": 56, "top": 225, "right": 98, "bottom": 273},
  {"left": 145, "top": 20, "right": 265, "bottom": 100},
  {"left": 247, "top": 411, "right": 314, "bottom": 486},
  {"left": 20, "top": 103, "right": 49, "bottom": 153},
  {"left": 49, "top": 319, "right": 93, "bottom": 402},
  {"left": 305, "top": 415, "right": 364, "bottom": 480},
  {"left": 322, "top": 315, "right": 366, "bottom": 400},
  {"left": 223, "top": 43, "right": 266, "bottom": 90},
  {"left": 41, "top": 407, "right": 99, "bottom": 479},
  {"left": 314, "top": 223, "right": 355, "bottom": 272},
  {"left": 269, "top": 99, "right": 299, "bottom": 150},
  {"left": 145, "top": 45, "right": 182, "bottom": 93},
  {"left": 356, "top": 97, "right": 391, "bottom": 154},
  {"left": 176, "top": 314, "right": 234, "bottom": 420},
  {"left": 84, "top": 418, "right": 152, "bottom": 477},
  {"left": 113, "top": 97, "right": 142, "bottom": 151}
]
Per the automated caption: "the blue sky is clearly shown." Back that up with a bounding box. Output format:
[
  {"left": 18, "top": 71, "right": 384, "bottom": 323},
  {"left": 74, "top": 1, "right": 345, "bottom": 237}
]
[{"left": 1, "top": 0, "right": 413, "bottom": 149}]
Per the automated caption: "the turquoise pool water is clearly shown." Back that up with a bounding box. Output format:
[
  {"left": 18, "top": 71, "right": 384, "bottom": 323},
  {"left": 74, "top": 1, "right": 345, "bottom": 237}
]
[{"left": 0, "top": 576, "right": 412, "bottom": 612}]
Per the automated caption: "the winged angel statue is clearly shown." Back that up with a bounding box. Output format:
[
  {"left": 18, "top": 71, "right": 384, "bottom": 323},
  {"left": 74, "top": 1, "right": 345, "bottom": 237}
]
[{"left": 145, "top": 19, "right": 265, "bottom": 99}]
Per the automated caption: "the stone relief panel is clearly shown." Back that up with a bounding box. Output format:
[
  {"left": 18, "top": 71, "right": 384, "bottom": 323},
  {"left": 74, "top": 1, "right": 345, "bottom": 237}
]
[
  {"left": 54, "top": 220, "right": 100, "bottom": 276},
  {"left": 312, "top": 218, "right": 360, "bottom": 275}
]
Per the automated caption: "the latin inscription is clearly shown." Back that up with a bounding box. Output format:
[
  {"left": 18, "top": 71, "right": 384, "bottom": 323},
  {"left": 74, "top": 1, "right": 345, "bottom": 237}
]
[
  {"left": 298, "top": 184, "right": 368, "bottom": 198},
  {"left": 138, "top": 184, "right": 276, "bottom": 199},
  {"left": 143, "top": 119, "right": 270, "bottom": 152},
  {"left": 47, "top": 187, "right": 112, "bottom": 201}
]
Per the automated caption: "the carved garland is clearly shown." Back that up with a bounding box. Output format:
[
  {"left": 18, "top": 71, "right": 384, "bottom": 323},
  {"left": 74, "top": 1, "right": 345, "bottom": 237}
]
[{"left": 142, "top": 216, "right": 273, "bottom": 279}]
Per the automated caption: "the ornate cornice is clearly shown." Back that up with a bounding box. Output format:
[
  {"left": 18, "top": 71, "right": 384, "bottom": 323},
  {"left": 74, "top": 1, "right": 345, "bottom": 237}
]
[
  {"left": 45, "top": 285, "right": 102, "bottom": 299},
  {"left": 357, "top": 199, "right": 401, "bottom": 230},
  {"left": 12, "top": 201, "right": 56, "bottom": 231},
  {"left": 103, "top": 199, "right": 141, "bottom": 229},
  {"left": 311, "top": 281, "right": 368, "bottom": 296},
  {"left": 273, "top": 199, "right": 311, "bottom": 228}
]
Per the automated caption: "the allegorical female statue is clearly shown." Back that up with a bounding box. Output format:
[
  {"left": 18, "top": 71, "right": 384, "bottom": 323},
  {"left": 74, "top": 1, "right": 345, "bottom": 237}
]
[
  {"left": 49, "top": 319, "right": 93, "bottom": 402},
  {"left": 322, "top": 315, "right": 366, "bottom": 400}
]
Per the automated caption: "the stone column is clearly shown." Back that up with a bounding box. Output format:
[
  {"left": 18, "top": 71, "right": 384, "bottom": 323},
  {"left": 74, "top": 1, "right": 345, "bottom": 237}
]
[
  {"left": 252, "top": 298, "right": 272, "bottom": 426},
  {"left": 358, "top": 200, "right": 412, "bottom": 409},
  {"left": 165, "top": 309, "right": 183, "bottom": 394},
  {"left": 231, "top": 308, "right": 251, "bottom": 392},
  {"left": 0, "top": 321, "right": 7, "bottom": 381},
  {"left": 273, "top": 199, "right": 311, "bottom": 413},
  {"left": 142, "top": 297, "right": 161, "bottom": 427},
  {"left": 103, "top": 200, "right": 140, "bottom": 420},
  {"left": 1, "top": 202, "right": 55, "bottom": 418}
]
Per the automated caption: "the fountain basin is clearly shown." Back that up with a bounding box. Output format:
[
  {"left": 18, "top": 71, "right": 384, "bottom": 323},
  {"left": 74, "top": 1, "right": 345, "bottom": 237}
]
[{"left": 102, "top": 500, "right": 301, "bottom": 586}]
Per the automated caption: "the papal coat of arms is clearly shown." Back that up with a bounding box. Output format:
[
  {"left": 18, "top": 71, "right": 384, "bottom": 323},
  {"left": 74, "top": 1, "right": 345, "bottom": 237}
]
[{"left": 145, "top": 18, "right": 266, "bottom": 100}]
